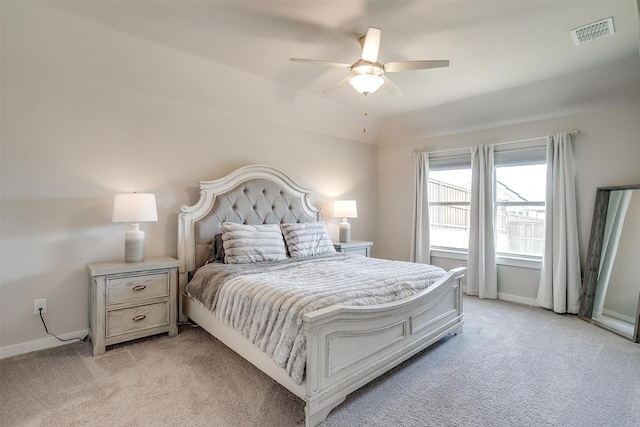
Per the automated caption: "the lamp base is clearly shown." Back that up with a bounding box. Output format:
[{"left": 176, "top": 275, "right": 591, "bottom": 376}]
[
  {"left": 339, "top": 220, "right": 351, "bottom": 243},
  {"left": 124, "top": 223, "right": 145, "bottom": 263}
]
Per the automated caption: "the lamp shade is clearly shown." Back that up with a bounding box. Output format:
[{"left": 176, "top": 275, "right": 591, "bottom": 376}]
[
  {"left": 112, "top": 193, "right": 158, "bottom": 223},
  {"left": 334, "top": 200, "right": 358, "bottom": 219}
]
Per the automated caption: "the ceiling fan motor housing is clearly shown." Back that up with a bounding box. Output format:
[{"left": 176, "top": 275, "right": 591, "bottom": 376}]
[{"left": 350, "top": 60, "right": 384, "bottom": 77}]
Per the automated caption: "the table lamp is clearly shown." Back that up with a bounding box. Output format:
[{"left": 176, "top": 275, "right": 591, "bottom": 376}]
[
  {"left": 334, "top": 200, "right": 358, "bottom": 243},
  {"left": 112, "top": 193, "right": 158, "bottom": 263}
]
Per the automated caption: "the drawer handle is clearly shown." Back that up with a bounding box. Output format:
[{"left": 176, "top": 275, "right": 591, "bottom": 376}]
[
  {"left": 132, "top": 315, "right": 146, "bottom": 322},
  {"left": 132, "top": 285, "right": 146, "bottom": 291}
]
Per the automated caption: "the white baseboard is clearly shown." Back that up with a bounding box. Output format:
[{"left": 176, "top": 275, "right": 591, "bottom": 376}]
[
  {"left": 463, "top": 286, "right": 537, "bottom": 307},
  {"left": 0, "top": 329, "right": 89, "bottom": 359},
  {"left": 497, "top": 292, "right": 537, "bottom": 306}
]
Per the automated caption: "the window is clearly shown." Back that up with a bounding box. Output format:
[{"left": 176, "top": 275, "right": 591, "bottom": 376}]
[
  {"left": 428, "top": 153, "right": 471, "bottom": 250},
  {"left": 495, "top": 163, "right": 546, "bottom": 257},
  {"left": 429, "top": 169, "right": 471, "bottom": 250},
  {"left": 494, "top": 146, "right": 547, "bottom": 258},
  {"left": 428, "top": 144, "right": 547, "bottom": 259}
]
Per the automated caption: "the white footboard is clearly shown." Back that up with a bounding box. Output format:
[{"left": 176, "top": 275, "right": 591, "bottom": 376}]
[{"left": 303, "top": 267, "right": 465, "bottom": 427}]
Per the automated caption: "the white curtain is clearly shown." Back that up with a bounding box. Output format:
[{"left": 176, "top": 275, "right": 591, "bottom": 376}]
[
  {"left": 467, "top": 145, "right": 497, "bottom": 299},
  {"left": 592, "top": 190, "right": 632, "bottom": 319},
  {"left": 411, "top": 152, "right": 430, "bottom": 264},
  {"left": 536, "top": 132, "right": 581, "bottom": 314}
]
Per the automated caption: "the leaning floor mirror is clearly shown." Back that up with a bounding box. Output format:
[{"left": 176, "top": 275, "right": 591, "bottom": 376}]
[{"left": 579, "top": 184, "right": 640, "bottom": 343}]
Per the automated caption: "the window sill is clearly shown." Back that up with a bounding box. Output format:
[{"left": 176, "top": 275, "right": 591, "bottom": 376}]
[
  {"left": 430, "top": 248, "right": 467, "bottom": 261},
  {"left": 496, "top": 255, "right": 542, "bottom": 270},
  {"left": 430, "top": 248, "right": 542, "bottom": 270}
]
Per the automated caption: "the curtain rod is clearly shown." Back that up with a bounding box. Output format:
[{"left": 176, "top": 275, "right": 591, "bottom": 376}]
[{"left": 409, "top": 130, "right": 580, "bottom": 157}]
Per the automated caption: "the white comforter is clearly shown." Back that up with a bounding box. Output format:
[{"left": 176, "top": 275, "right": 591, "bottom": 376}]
[{"left": 186, "top": 253, "right": 446, "bottom": 385}]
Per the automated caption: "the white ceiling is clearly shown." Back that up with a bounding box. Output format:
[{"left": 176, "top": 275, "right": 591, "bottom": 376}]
[{"left": 45, "top": 1, "right": 640, "bottom": 141}]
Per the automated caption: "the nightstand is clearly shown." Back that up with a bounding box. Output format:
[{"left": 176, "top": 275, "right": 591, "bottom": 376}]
[
  {"left": 87, "top": 257, "right": 179, "bottom": 356},
  {"left": 333, "top": 240, "right": 373, "bottom": 257}
]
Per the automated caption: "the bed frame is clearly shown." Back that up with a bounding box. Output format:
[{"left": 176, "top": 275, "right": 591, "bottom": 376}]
[{"left": 177, "top": 164, "right": 465, "bottom": 426}]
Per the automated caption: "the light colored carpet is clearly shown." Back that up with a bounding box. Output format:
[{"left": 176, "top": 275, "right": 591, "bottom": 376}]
[{"left": 2, "top": 297, "right": 639, "bottom": 426}]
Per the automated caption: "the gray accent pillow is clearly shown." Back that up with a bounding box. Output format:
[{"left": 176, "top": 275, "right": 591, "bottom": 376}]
[
  {"left": 221, "top": 222, "right": 287, "bottom": 264},
  {"left": 281, "top": 222, "right": 336, "bottom": 258}
]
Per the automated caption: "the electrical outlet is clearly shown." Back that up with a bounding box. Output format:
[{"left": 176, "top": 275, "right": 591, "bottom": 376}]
[{"left": 34, "top": 299, "right": 47, "bottom": 315}]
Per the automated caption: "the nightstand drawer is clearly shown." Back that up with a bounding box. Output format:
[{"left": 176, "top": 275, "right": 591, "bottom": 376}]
[
  {"left": 106, "top": 302, "right": 169, "bottom": 337},
  {"left": 106, "top": 272, "right": 169, "bottom": 305}
]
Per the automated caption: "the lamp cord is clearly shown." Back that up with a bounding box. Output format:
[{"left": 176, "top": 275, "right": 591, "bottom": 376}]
[{"left": 38, "top": 308, "right": 87, "bottom": 342}]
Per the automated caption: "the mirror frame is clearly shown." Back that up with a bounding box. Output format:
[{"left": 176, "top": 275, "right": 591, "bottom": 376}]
[{"left": 579, "top": 184, "right": 640, "bottom": 343}]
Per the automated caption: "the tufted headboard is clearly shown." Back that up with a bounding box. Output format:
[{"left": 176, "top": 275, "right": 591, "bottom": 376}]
[{"left": 177, "top": 165, "right": 320, "bottom": 300}]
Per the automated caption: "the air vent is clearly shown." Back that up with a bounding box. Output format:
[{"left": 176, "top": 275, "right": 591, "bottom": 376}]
[{"left": 571, "top": 17, "right": 615, "bottom": 45}]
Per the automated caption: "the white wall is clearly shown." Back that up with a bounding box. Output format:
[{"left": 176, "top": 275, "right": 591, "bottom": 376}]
[
  {"left": 0, "top": 3, "right": 378, "bottom": 354},
  {"left": 377, "top": 103, "right": 640, "bottom": 303}
]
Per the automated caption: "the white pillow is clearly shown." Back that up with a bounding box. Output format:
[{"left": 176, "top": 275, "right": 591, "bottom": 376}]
[
  {"left": 221, "top": 222, "right": 287, "bottom": 264},
  {"left": 281, "top": 222, "right": 336, "bottom": 258}
]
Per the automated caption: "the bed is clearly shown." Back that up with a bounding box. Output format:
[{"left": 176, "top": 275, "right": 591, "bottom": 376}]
[{"left": 178, "top": 164, "right": 465, "bottom": 426}]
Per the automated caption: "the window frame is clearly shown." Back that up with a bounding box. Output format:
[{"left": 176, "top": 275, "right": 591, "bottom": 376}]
[
  {"left": 427, "top": 143, "right": 547, "bottom": 269},
  {"left": 427, "top": 157, "right": 472, "bottom": 252},
  {"left": 493, "top": 159, "right": 547, "bottom": 259}
]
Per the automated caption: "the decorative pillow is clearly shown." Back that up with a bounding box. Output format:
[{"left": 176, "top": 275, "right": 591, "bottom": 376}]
[
  {"left": 280, "top": 222, "right": 336, "bottom": 258},
  {"left": 221, "top": 222, "right": 287, "bottom": 264},
  {"left": 205, "top": 233, "right": 225, "bottom": 264}
]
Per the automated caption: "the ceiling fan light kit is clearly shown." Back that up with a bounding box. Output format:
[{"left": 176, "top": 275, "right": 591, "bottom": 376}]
[
  {"left": 290, "top": 26, "right": 450, "bottom": 97},
  {"left": 349, "top": 74, "right": 384, "bottom": 95},
  {"left": 349, "top": 62, "right": 385, "bottom": 94}
]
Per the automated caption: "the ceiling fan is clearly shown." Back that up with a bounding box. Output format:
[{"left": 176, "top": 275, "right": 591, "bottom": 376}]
[{"left": 290, "top": 27, "right": 449, "bottom": 97}]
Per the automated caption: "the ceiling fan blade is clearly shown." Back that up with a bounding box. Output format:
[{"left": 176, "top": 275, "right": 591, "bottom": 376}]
[
  {"left": 322, "top": 75, "right": 351, "bottom": 94},
  {"left": 290, "top": 58, "right": 351, "bottom": 68},
  {"left": 361, "top": 27, "right": 381, "bottom": 63},
  {"left": 384, "top": 60, "right": 450, "bottom": 73},
  {"left": 382, "top": 75, "right": 403, "bottom": 97}
]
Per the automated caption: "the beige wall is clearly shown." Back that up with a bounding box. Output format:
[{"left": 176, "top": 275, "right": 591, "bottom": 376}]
[
  {"left": 0, "top": 4, "right": 378, "bottom": 352},
  {"left": 2, "top": 2, "right": 639, "bottom": 355},
  {"left": 377, "top": 103, "right": 640, "bottom": 302}
]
